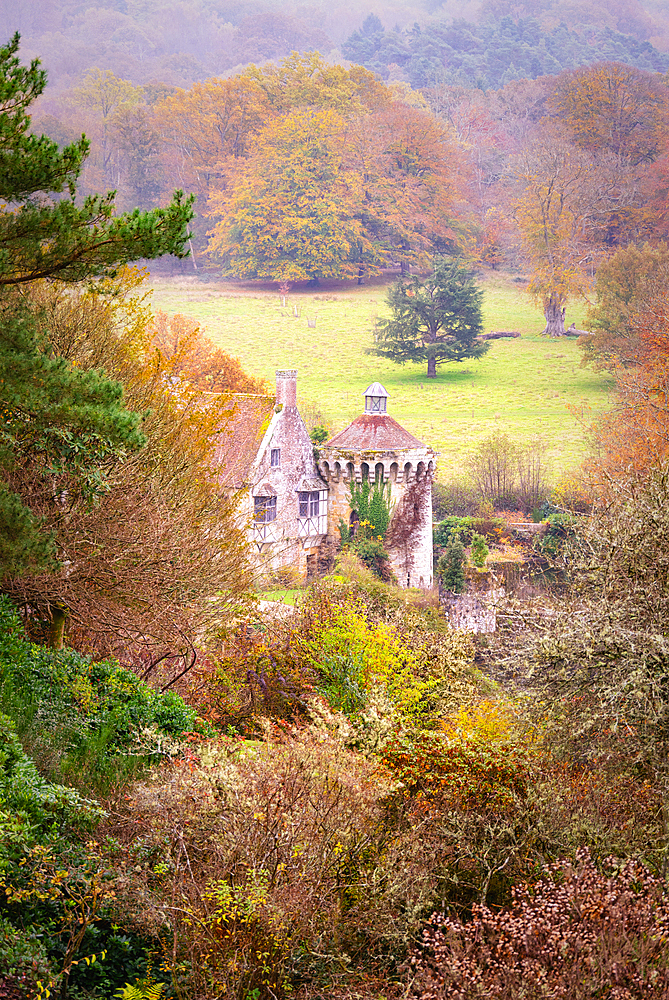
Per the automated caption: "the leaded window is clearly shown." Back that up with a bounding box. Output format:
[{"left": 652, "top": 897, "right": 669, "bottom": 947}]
[
  {"left": 298, "top": 491, "right": 320, "bottom": 517},
  {"left": 254, "top": 496, "right": 277, "bottom": 523}
]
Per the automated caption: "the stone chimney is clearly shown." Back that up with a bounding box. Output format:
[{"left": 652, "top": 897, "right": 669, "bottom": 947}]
[{"left": 275, "top": 370, "right": 297, "bottom": 409}]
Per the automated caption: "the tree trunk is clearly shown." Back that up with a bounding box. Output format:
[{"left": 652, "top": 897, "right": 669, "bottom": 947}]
[
  {"left": 48, "top": 604, "right": 67, "bottom": 649},
  {"left": 542, "top": 295, "right": 566, "bottom": 337},
  {"left": 427, "top": 355, "right": 437, "bottom": 378},
  {"left": 357, "top": 265, "right": 364, "bottom": 286}
]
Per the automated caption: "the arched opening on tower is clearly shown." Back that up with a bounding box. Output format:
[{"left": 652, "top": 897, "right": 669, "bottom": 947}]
[{"left": 375, "top": 462, "right": 384, "bottom": 483}]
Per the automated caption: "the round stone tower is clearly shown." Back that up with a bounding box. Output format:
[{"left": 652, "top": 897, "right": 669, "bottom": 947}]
[{"left": 318, "top": 382, "right": 436, "bottom": 588}]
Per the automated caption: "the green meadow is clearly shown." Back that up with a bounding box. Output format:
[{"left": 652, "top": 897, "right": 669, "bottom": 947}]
[{"left": 148, "top": 269, "right": 614, "bottom": 481}]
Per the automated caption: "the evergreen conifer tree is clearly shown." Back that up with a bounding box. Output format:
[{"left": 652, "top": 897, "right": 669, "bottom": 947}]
[
  {"left": 0, "top": 34, "right": 194, "bottom": 577},
  {"left": 368, "top": 258, "right": 487, "bottom": 377}
]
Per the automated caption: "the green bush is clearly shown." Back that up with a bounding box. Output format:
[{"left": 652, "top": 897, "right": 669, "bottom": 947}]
[
  {"left": 352, "top": 535, "right": 391, "bottom": 579},
  {"left": 317, "top": 652, "right": 367, "bottom": 716},
  {"left": 0, "top": 914, "right": 52, "bottom": 994},
  {"left": 0, "top": 712, "right": 103, "bottom": 838},
  {"left": 535, "top": 512, "right": 578, "bottom": 559},
  {"left": 0, "top": 596, "right": 198, "bottom": 790},
  {"left": 0, "top": 713, "right": 106, "bottom": 993},
  {"left": 433, "top": 516, "right": 475, "bottom": 547},
  {"left": 437, "top": 536, "right": 466, "bottom": 593},
  {"left": 470, "top": 532, "right": 489, "bottom": 568}
]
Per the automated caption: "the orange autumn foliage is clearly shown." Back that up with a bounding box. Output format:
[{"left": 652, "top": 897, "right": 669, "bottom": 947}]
[
  {"left": 586, "top": 296, "right": 669, "bottom": 488},
  {"left": 149, "top": 310, "right": 267, "bottom": 394},
  {"left": 550, "top": 62, "right": 669, "bottom": 166}
]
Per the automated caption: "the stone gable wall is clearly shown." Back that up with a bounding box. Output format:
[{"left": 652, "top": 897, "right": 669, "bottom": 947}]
[{"left": 246, "top": 392, "right": 328, "bottom": 583}]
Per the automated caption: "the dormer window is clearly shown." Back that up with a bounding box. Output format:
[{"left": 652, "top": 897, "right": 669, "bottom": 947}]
[
  {"left": 363, "top": 381, "right": 388, "bottom": 413},
  {"left": 270, "top": 448, "right": 281, "bottom": 468}
]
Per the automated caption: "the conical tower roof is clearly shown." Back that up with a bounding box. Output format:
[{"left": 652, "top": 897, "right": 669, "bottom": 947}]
[
  {"left": 325, "top": 415, "right": 424, "bottom": 450},
  {"left": 325, "top": 379, "right": 424, "bottom": 451}
]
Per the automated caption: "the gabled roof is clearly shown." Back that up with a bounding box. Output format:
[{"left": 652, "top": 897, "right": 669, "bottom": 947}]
[
  {"left": 324, "top": 413, "right": 425, "bottom": 451},
  {"left": 212, "top": 394, "right": 275, "bottom": 488}
]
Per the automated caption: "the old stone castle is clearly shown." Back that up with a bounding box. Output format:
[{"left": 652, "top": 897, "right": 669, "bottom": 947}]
[{"left": 213, "top": 370, "right": 436, "bottom": 588}]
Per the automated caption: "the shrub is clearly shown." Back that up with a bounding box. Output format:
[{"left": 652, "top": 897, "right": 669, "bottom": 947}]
[
  {"left": 410, "top": 850, "right": 669, "bottom": 999},
  {"left": 433, "top": 516, "right": 474, "bottom": 547},
  {"left": 434, "top": 514, "right": 504, "bottom": 550},
  {"left": 310, "top": 425, "right": 329, "bottom": 445},
  {"left": 431, "top": 480, "right": 482, "bottom": 517},
  {"left": 534, "top": 511, "right": 578, "bottom": 558},
  {"left": 467, "top": 433, "right": 552, "bottom": 511},
  {"left": 300, "top": 596, "right": 439, "bottom": 722},
  {"left": 114, "top": 734, "right": 392, "bottom": 999},
  {"left": 0, "top": 596, "right": 197, "bottom": 791},
  {"left": 0, "top": 713, "right": 103, "bottom": 837},
  {"left": 352, "top": 534, "right": 391, "bottom": 579},
  {"left": 437, "top": 536, "right": 466, "bottom": 593},
  {"left": 383, "top": 704, "right": 536, "bottom": 814},
  {"left": 470, "top": 532, "right": 489, "bottom": 568},
  {"left": 431, "top": 481, "right": 452, "bottom": 521},
  {"left": 551, "top": 472, "right": 592, "bottom": 513},
  {"left": 317, "top": 652, "right": 367, "bottom": 716},
  {"left": 0, "top": 712, "right": 112, "bottom": 997},
  {"left": 378, "top": 700, "right": 545, "bottom": 912},
  {"left": 196, "top": 577, "right": 479, "bottom": 734},
  {"left": 0, "top": 913, "right": 52, "bottom": 996}
]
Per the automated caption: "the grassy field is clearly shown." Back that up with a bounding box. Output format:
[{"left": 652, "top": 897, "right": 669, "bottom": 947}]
[{"left": 148, "top": 269, "right": 614, "bottom": 481}]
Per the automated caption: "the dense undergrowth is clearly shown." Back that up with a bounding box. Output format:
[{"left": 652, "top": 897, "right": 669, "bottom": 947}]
[
  {"left": 0, "top": 597, "right": 200, "bottom": 999},
  {"left": 2, "top": 533, "right": 668, "bottom": 999}
]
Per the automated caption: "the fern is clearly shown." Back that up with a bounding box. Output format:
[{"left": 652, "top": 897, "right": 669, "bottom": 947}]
[{"left": 115, "top": 980, "right": 167, "bottom": 1000}]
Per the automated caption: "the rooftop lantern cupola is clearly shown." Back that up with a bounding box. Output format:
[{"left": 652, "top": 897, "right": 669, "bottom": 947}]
[{"left": 364, "top": 381, "right": 388, "bottom": 414}]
